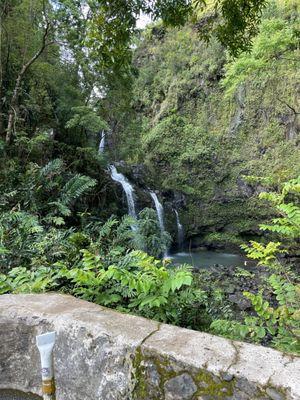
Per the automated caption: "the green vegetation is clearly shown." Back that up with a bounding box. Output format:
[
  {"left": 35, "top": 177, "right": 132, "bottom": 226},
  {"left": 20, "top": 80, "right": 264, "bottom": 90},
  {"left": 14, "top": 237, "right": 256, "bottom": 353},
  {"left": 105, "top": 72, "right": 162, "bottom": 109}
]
[
  {"left": 211, "top": 178, "right": 300, "bottom": 353},
  {"left": 115, "top": 0, "right": 299, "bottom": 245},
  {"left": 0, "top": 0, "right": 299, "bottom": 355},
  {"left": 1, "top": 248, "right": 199, "bottom": 325},
  {"left": 134, "top": 208, "right": 172, "bottom": 258}
]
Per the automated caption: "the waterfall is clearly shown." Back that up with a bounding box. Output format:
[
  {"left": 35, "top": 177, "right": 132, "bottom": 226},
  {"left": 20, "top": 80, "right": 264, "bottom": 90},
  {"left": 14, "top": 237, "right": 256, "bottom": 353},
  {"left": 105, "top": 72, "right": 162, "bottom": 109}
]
[
  {"left": 98, "top": 130, "right": 105, "bottom": 153},
  {"left": 109, "top": 165, "right": 137, "bottom": 219},
  {"left": 174, "top": 209, "right": 184, "bottom": 249},
  {"left": 150, "top": 191, "right": 166, "bottom": 233},
  {"left": 150, "top": 191, "right": 169, "bottom": 257}
]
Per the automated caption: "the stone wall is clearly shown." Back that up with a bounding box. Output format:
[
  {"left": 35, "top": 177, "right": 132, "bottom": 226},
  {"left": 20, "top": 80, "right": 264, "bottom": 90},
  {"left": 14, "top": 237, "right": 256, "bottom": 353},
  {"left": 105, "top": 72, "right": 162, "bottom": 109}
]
[{"left": 0, "top": 294, "right": 299, "bottom": 400}]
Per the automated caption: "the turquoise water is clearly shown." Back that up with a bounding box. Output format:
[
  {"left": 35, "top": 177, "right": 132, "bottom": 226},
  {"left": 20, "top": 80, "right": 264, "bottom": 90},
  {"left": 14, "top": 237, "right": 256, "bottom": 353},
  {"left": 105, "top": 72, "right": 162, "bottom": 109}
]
[{"left": 170, "top": 250, "right": 245, "bottom": 269}]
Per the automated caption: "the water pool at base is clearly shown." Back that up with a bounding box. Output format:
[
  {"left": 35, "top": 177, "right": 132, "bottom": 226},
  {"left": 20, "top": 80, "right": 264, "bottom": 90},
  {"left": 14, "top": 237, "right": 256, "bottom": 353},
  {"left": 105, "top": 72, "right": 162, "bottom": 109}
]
[
  {"left": 0, "top": 390, "right": 41, "bottom": 400},
  {"left": 170, "top": 249, "right": 245, "bottom": 269}
]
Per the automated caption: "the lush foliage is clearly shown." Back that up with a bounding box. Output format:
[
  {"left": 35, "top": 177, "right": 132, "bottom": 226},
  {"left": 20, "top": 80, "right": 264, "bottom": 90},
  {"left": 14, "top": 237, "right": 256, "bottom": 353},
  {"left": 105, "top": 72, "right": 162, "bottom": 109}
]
[
  {"left": 0, "top": 0, "right": 299, "bottom": 356},
  {"left": 134, "top": 208, "right": 172, "bottom": 258},
  {"left": 113, "top": 0, "right": 299, "bottom": 246},
  {"left": 0, "top": 157, "right": 98, "bottom": 271},
  {"left": 0, "top": 231, "right": 202, "bottom": 325},
  {"left": 211, "top": 178, "right": 300, "bottom": 354},
  {"left": 259, "top": 176, "right": 300, "bottom": 240}
]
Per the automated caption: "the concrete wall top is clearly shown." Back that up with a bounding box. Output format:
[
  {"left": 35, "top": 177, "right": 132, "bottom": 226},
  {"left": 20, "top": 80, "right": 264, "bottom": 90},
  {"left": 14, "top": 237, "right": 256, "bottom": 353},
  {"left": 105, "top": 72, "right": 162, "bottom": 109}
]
[{"left": 0, "top": 294, "right": 299, "bottom": 400}]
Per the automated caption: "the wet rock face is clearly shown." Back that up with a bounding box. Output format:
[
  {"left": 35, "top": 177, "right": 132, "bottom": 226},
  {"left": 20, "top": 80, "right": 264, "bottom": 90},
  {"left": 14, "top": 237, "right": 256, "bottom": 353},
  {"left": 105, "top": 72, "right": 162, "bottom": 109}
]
[
  {"left": 130, "top": 164, "right": 149, "bottom": 186},
  {"left": 236, "top": 177, "right": 254, "bottom": 198},
  {"left": 0, "top": 294, "right": 299, "bottom": 400},
  {"left": 172, "top": 191, "right": 186, "bottom": 209}
]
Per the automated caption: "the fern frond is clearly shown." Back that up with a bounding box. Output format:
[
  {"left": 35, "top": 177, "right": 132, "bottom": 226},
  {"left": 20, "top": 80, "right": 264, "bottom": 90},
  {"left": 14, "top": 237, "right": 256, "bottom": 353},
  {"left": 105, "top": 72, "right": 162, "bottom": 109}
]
[
  {"left": 61, "top": 174, "right": 97, "bottom": 206},
  {"left": 40, "top": 159, "right": 64, "bottom": 178}
]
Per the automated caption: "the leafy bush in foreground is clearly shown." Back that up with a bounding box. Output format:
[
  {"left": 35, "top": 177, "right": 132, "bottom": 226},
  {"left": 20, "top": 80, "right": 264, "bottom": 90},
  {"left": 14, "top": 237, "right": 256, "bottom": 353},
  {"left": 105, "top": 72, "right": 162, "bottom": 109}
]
[{"left": 0, "top": 249, "right": 204, "bottom": 325}]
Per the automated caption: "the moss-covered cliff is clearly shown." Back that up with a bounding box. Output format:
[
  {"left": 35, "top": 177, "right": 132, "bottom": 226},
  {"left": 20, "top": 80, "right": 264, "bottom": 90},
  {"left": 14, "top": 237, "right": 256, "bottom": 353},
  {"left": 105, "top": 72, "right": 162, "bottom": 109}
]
[{"left": 113, "top": 0, "right": 299, "bottom": 247}]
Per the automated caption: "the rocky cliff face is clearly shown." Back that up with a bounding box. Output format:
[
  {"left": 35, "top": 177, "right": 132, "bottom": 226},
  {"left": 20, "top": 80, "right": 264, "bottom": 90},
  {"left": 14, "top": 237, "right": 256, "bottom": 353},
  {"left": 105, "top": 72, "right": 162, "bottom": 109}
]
[{"left": 112, "top": 0, "right": 299, "bottom": 247}]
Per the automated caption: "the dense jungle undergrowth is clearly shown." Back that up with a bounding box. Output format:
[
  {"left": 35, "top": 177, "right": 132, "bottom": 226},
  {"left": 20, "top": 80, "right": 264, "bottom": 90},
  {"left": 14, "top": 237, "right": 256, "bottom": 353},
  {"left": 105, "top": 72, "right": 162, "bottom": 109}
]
[{"left": 0, "top": 0, "right": 299, "bottom": 354}]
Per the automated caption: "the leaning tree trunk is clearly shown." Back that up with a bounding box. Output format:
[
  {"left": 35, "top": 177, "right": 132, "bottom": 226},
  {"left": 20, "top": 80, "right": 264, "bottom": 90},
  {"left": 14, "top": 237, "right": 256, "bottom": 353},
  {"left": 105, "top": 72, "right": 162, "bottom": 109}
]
[
  {"left": 5, "top": 20, "right": 52, "bottom": 144},
  {"left": 6, "top": 72, "right": 23, "bottom": 143}
]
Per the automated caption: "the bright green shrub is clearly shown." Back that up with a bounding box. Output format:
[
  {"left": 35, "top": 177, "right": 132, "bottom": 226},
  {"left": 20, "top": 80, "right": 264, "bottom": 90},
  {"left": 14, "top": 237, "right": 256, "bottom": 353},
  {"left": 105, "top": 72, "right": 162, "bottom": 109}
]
[{"left": 0, "top": 248, "right": 203, "bottom": 325}]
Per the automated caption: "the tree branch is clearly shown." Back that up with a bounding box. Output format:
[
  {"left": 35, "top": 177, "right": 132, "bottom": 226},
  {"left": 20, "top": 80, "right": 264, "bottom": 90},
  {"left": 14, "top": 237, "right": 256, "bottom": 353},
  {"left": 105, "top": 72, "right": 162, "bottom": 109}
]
[{"left": 277, "top": 97, "right": 300, "bottom": 115}]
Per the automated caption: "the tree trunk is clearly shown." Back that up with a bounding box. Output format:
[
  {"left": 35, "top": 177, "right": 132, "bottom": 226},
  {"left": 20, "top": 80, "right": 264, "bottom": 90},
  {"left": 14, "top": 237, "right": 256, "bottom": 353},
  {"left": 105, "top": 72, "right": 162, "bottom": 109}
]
[
  {"left": 6, "top": 70, "right": 24, "bottom": 143},
  {"left": 5, "top": 20, "right": 52, "bottom": 144},
  {"left": 0, "top": 87, "right": 3, "bottom": 137}
]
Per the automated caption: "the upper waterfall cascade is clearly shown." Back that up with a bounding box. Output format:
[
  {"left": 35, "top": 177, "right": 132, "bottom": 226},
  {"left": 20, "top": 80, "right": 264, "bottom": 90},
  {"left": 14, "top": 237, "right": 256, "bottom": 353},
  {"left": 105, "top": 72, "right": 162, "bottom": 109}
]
[
  {"left": 109, "top": 165, "right": 137, "bottom": 219},
  {"left": 98, "top": 131, "right": 106, "bottom": 153}
]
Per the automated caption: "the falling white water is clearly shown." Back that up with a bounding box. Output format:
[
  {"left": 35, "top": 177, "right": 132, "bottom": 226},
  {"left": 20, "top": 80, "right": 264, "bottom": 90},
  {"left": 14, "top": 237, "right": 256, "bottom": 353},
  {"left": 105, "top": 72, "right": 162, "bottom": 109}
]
[
  {"left": 174, "top": 209, "right": 184, "bottom": 249},
  {"left": 109, "top": 165, "right": 137, "bottom": 219},
  {"left": 150, "top": 191, "right": 165, "bottom": 233},
  {"left": 98, "top": 130, "right": 105, "bottom": 153},
  {"left": 150, "top": 191, "right": 170, "bottom": 257}
]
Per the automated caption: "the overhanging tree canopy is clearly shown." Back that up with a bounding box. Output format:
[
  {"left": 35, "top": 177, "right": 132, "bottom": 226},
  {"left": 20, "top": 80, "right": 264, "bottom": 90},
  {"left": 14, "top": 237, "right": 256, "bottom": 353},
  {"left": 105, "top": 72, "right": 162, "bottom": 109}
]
[{"left": 1, "top": 0, "right": 268, "bottom": 142}]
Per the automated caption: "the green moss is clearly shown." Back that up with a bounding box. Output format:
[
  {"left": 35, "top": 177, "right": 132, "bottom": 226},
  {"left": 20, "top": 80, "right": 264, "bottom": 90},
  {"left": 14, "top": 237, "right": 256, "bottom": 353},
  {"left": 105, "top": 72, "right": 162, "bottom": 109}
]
[
  {"left": 132, "top": 348, "right": 289, "bottom": 399},
  {"left": 132, "top": 348, "right": 149, "bottom": 399},
  {"left": 132, "top": 348, "right": 237, "bottom": 399},
  {"left": 193, "top": 370, "right": 234, "bottom": 398},
  {"left": 132, "top": 349, "right": 180, "bottom": 399}
]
